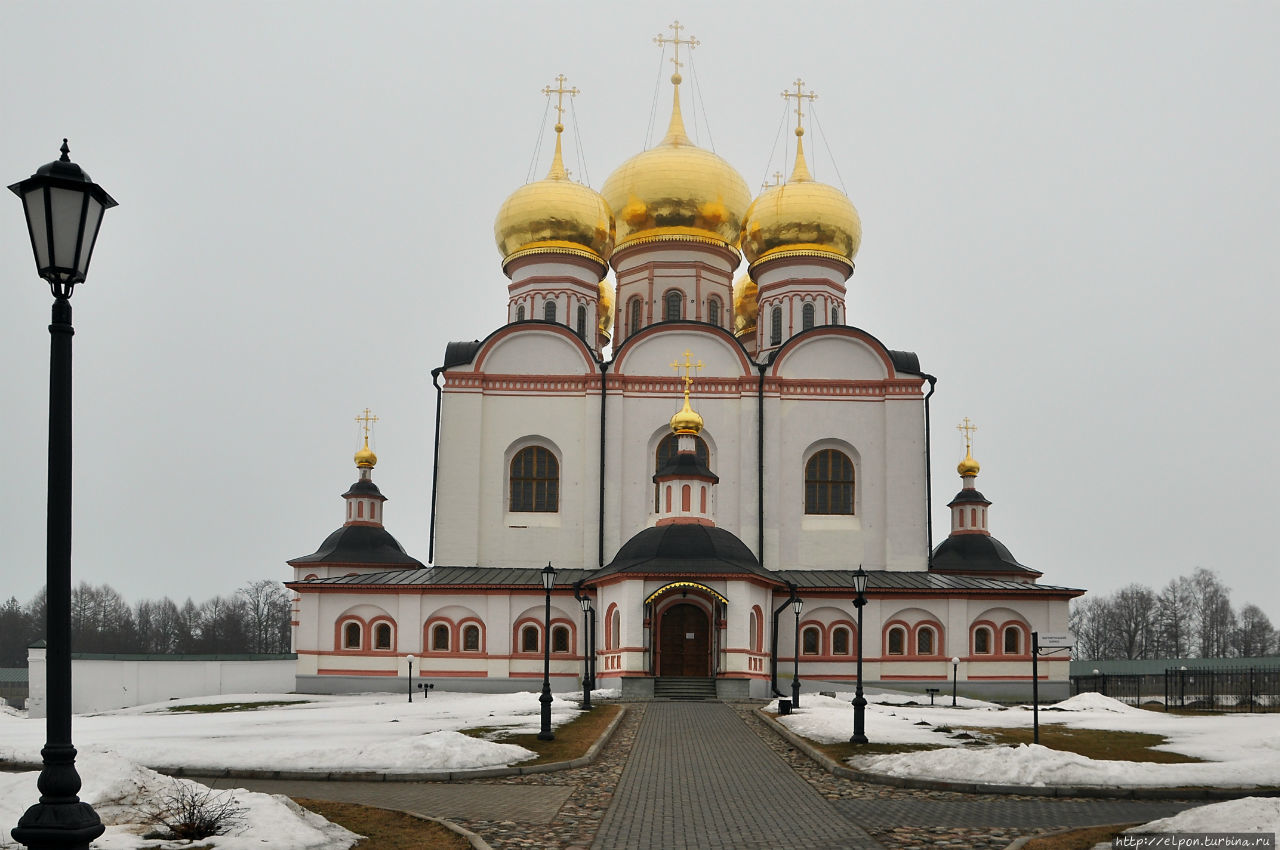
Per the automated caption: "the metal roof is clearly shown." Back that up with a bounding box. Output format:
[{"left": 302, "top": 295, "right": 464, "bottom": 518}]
[
  {"left": 775, "top": 569, "right": 1082, "bottom": 594},
  {"left": 294, "top": 566, "right": 598, "bottom": 588}
]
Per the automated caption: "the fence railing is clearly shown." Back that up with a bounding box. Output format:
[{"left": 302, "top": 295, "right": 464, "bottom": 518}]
[{"left": 1071, "top": 667, "right": 1280, "bottom": 712}]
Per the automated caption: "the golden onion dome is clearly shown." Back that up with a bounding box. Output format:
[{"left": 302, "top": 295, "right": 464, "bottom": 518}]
[
  {"left": 494, "top": 125, "right": 615, "bottom": 271},
  {"left": 957, "top": 448, "right": 980, "bottom": 478},
  {"left": 669, "top": 394, "right": 704, "bottom": 435},
  {"left": 354, "top": 436, "right": 377, "bottom": 469},
  {"left": 741, "top": 127, "right": 861, "bottom": 269},
  {"left": 732, "top": 273, "right": 758, "bottom": 337},
  {"left": 601, "top": 77, "right": 751, "bottom": 253},
  {"left": 597, "top": 278, "right": 615, "bottom": 340}
]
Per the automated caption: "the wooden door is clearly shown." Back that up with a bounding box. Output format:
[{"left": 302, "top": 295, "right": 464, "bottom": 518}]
[{"left": 659, "top": 603, "right": 710, "bottom": 677}]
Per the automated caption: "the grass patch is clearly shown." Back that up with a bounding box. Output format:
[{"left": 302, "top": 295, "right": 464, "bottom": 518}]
[
  {"left": 460, "top": 703, "right": 621, "bottom": 765},
  {"left": 292, "top": 797, "right": 470, "bottom": 850},
  {"left": 162, "top": 700, "right": 310, "bottom": 714},
  {"left": 954, "top": 724, "right": 1203, "bottom": 763},
  {"left": 1023, "top": 823, "right": 1140, "bottom": 850}
]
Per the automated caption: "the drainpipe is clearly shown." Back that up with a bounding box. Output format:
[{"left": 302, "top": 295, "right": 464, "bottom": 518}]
[
  {"left": 922, "top": 374, "right": 937, "bottom": 564},
  {"left": 598, "top": 360, "right": 609, "bottom": 568},
  {"left": 771, "top": 581, "right": 798, "bottom": 697},
  {"left": 756, "top": 362, "right": 767, "bottom": 567},
  {"left": 428, "top": 368, "right": 445, "bottom": 564}
]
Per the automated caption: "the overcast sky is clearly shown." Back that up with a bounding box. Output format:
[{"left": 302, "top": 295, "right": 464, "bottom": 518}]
[{"left": 2, "top": 2, "right": 1277, "bottom": 625}]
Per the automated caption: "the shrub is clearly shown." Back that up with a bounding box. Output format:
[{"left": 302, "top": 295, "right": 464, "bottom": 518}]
[{"left": 135, "top": 780, "right": 246, "bottom": 840}]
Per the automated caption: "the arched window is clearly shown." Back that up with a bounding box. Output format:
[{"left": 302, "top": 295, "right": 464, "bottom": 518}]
[
  {"left": 374, "top": 622, "right": 392, "bottom": 650},
  {"left": 801, "top": 626, "right": 821, "bottom": 655},
  {"left": 832, "top": 627, "right": 851, "bottom": 656},
  {"left": 708, "top": 296, "right": 722, "bottom": 328},
  {"left": 543, "top": 300, "right": 557, "bottom": 323},
  {"left": 510, "top": 446, "right": 559, "bottom": 512},
  {"left": 577, "top": 304, "right": 587, "bottom": 338},
  {"left": 974, "top": 627, "right": 992, "bottom": 654},
  {"left": 664, "top": 290, "right": 683, "bottom": 321},
  {"left": 770, "top": 306, "right": 782, "bottom": 345},
  {"left": 516, "top": 305, "right": 525, "bottom": 322},
  {"left": 917, "top": 627, "right": 935, "bottom": 655},
  {"left": 1004, "top": 626, "right": 1021, "bottom": 654},
  {"left": 432, "top": 623, "right": 450, "bottom": 652},
  {"left": 521, "top": 624, "right": 540, "bottom": 653},
  {"left": 655, "top": 433, "right": 709, "bottom": 510},
  {"left": 802, "top": 302, "right": 815, "bottom": 330},
  {"left": 805, "top": 449, "right": 854, "bottom": 515},
  {"left": 609, "top": 608, "right": 620, "bottom": 650},
  {"left": 343, "top": 621, "right": 361, "bottom": 649},
  {"left": 887, "top": 626, "right": 905, "bottom": 655},
  {"left": 831, "top": 306, "right": 839, "bottom": 325},
  {"left": 552, "top": 625, "right": 570, "bottom": 653},
  {"left": 749, "top": 610, "right": 758, "bottom": 652},
  {"left": 628, "top": 297, "right": 642, "bottom": 338},
  {"left": 462, "top": 624, "right": 481, "bottom": 652}
]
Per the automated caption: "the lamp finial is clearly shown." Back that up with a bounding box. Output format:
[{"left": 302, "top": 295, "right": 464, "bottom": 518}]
[{"left": 59, "top": 139, "right": 70, "bottom": 162}]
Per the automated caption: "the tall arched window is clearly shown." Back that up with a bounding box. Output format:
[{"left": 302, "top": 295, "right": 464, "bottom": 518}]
[
  {"left": 576, "top": 304, "right": 587, "bottom": 338},
  {"left": 628, "top": 297, "right": 642, "bottom": 338},
  {"left": 552, "top": 625, "right": 570, "bottom": 653},
  {"left": 462, "top": 623, "right": 481, "bottom": 652},
  {"left": 543, "top": 300, "right": 557, "bottom": 323},
  {"left": 770, "top": 306, "right": 782, "bottom": 345},
  {"left": 708, "top": 296, "right": 722, "bottom": 328},
  {"left": 609, "top": 608, "right": 620, "bottom": 650},
  {"left": 832, "top": 627, "right": 851, "bottom": 656},
  {"left": 664, "top": 290, "right": 683, "bottom": 321},
  {"left": 887, "top": 626, "right": 905, "bottom": 655},
  {"left": 343, "top": 622, "right": 361, "bottom": 649},
  {"left": 802, "top": 302, "right": 815, "bottom": 330},
  {"left": 510, "top": 446, "right": 559, "bottom": 512},
  {"left": 831, "top": 306, "right": 839, "bottom": 325},
  {"left": 655, "top": 433, "right": 709, "bottom": 510},
  {"left": 805, "top": 449, "right": 854, "bottom": 515},
  {"left": 802, "top": 626, "right": 821, "bottom": 655},
  {"left": 974, "top": 626, "right": 992, "bottom": 654},
  {"left": 521, "top": 624, "right": 540, "bottom": 653},
  {"left": 374, "top": 622, "right": 392, "bottom": 650},
  {"left": 432, "top": 623, "right": 450, "bottom": 651},
  {"left": 1004, "top": 626, "right": 1021, "bottom": 654},
  {"left": 516, "top": 305, "right": 525, "bottom": 322},
  {"left": 917, "top": 627, "right": 935, "bottom": 655}
]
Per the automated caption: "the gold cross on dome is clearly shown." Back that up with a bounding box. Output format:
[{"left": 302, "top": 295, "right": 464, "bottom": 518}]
[
  {"left": 957, "top": 417, "right": 977, "bottom": 452},
  {"left": 763, "top": 171, "right": 785, "bottom": 190},
  {"left": 654, "top": 19, "right": 699, "bottom": 76},
  {"left": 782, "top": 78, "right": 818, "bottom": 134},
  {"left": 542, "top": 74, "right": 579, "bottom": 127},
  {"left": 671, "top": 349, "right": 704, "bottom": 396},
  {"left": 356, "top": 408, "right": 379, "bottom": 440}
]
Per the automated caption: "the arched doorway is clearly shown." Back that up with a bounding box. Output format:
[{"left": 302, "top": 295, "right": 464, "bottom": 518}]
[{"left": 659, "top": 603, "right": 710, "bottom": 677}]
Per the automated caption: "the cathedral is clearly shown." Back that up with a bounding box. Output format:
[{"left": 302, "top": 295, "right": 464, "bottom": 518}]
[{"left": 286, "top": 26, "right": 1083, "bottom": 702}]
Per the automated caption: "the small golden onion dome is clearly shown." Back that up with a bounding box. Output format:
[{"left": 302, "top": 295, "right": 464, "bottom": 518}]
[
  {"left": 597, "top": 278, "right": 615, "bottom": 340},
  {"left": 741, "top": 129, "right": 861, "bottom": 268},
  {"left": 669, "top": 395, "right": 704, "bottom": 435},
  {"left": 601, "top": 83, "right": 751, "bottom": 253},
  {"left": 957, "top": 448, "right": 980, "bottom": 478},
  {"left": 732, "top": 273, "right": 758, "bottom": 337},
  {"left": 494, "top": 127, "right": 615, "bottom": 271},
  {"left": 355, "top": 436, "right": 377, "bottom": 469}
]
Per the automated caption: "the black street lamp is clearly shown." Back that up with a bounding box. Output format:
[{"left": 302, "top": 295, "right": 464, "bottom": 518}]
[
  {"left": 406, "top": 655, "right": 415, "bottom": 703},
  {"left": 573, "top": 581, "right": 594, "bottom": 710},
  {"left": 10, "top": 140, "right": 117, "bottom": 850},
  {"left": 791, "top": 597, "right": 804, "bottom": 709},
  {"left": 538, "top": 562, "right": 557, "bottom": 741},
  {"left": 951, "top": 656, "right": 960, "bottom": 706},
  {"left": 850, "top": 566, "right": 869, "bottom": 744}
]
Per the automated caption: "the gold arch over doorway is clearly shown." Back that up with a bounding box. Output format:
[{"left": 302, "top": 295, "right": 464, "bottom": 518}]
[{"left": 645, "top": 581, "right": 728, "bottom": 606}]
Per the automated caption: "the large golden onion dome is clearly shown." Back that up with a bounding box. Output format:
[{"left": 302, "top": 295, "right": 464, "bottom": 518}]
[
  {"left": 957, "top": 447, "right": 980, "bottom": 478},
  {"left": 494, "top": 123, "right": 615, "bottom": 270},
  {"left": 597, "top": 277, "right": 615, "bottom": 341},
  {"left": 669, "top": 394, "right": 704, "bottom": 435},
  {"left": 732, "top": 274, "right": 758, "bottom": 338},
  {"left": 354, "top": 435, "right": 377, "bottom": 469},
  {"left": 601, "top": 76, "right": 751, "bottom": 253},
  {"left": 741, "top": 126, "right": 861, "bottom": 269}
]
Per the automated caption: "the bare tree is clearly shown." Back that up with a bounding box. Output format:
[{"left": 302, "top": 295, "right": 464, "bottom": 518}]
[
  {"left": 1070, "top": 594, "right": 1116, "bottom": 660},
  {"left": 1189, "top": 568, "right": 1236, "bottom": 658},
  {"left": 1152, "top": 576, "right": 1195, "bottom": 659},
  {"left": 237, "top": 580, "right": 291, "bottom": 654},
  {"left": 1231, "top": 604, "right": 1275, "bottom": 658},
  {"left": 1110, "top": 584, "right": 1156, "bottom": 659}
]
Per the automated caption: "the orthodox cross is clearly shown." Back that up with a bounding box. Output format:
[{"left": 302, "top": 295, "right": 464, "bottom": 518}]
[
  {"left": 356, "top": 408, "right": 379, "bottom": 440},
  {"left": 671, "top": 349, "right": 704, "bottom": 398},
  {"left": 782, "top": 78, "right": 818, "bottom": 133},
  {"left": 654, "top": 19, "right": 699, "bottom": 77},
  {"left": 957, "top": 417, "right": 977, "bottom": 452},
  {"left": 763, "top": 170, "right": 785, "bottom": 190},
  {"left": 542, "top": 74, "right": 579, "bottom": 128}
]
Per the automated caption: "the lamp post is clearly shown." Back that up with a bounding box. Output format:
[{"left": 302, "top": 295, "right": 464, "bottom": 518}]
[
  {"left": 850, "top": 566, "right": 869, "bottom": 744},
  {"left": 406, "top": 655, "right": 415, "bottom": 703},
  {"left": 791, "top": 597, "right": 803, "bottom": 709},
  {"left": 573, "top": 580, "right": 594, "bottom": 710},
  {"left": 951, "top": 656, "right": 960, "bottom": 706},
  {"left": 10, "top": 140, "right": 116, "bottom": 850},
  {"left": 538, "top": 562, "right": 557, "bottom": 741}
]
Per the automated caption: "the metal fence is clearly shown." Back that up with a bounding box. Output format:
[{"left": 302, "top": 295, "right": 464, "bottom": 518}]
[{"left": 1071, "top": 667, "right": 1280, "bottom": 712}]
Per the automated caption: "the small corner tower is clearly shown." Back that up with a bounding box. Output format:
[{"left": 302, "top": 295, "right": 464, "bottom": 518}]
[{"left": 654, "top": 351, "right": 719, "bottom": 526}]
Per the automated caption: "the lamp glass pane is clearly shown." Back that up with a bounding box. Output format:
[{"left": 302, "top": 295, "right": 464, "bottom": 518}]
[
  {"left": 23, "top": 188, "right": 49, "bottom": 268},
  {"left": 49, "top": 187, "right": 87, "bottom": 271},
  {"left": 77, "top": 196, "right": 104, "bottom": 276}
]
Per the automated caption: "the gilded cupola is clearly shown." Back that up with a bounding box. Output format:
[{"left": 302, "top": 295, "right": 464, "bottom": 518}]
[
  {"left": 732, "top": 273, "right": 758, "bottom": 338},
  {"left": 494, "top": 77, "right": 615, "bottom": 272},
  {"left": 600, "top": 24, "right": 750, "bottom": 255},
  {"left": 741, "top": 80, "right": 862, "bottom": 270}
]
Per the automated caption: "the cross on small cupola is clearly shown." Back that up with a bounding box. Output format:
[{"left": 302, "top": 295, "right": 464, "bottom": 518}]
[
  {"left": 781, "top": 78, "right": 818, "bottom": 183},
  {"left": 345, "top": 409, "right": 387, "bottom": 527},
  {"left": 949, "top": 417, "right": 990, "bottom": 536},
  {"left": 654, "top": 351, "right": 718, "bottom": 527}
]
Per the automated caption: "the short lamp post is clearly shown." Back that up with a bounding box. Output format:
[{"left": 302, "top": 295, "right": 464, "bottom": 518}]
[
  {"left": 10, "top": 140, "right": 117, "bottom": 850},
  {"left": 538, "top": 562, "right": 557, "bottom": 741},
  {"left": 850, "top": 566, "right": 869, "bottom": 744},
  {"left": 406, "top": 655, "right": 415, "bottom": 703},
  {"left": 791, "top": 597, "right": 804, "bottom": 709},
  {"left": 574, "top": 583, "right": 594, "bottom": 711},
  {"left": 951, "top": 656, "right": 960, "bottom": 706}
]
